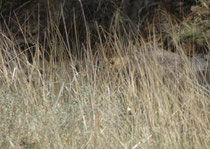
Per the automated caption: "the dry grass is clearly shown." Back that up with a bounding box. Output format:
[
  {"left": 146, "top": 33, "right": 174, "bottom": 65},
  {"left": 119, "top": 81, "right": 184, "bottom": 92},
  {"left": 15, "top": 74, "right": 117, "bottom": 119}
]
[{"left": 0, "top": 3, "right": 209, "bottom": 149}]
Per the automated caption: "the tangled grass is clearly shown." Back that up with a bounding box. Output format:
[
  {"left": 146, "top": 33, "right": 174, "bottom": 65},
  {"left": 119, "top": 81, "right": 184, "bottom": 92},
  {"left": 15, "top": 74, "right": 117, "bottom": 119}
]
[
  {"left": 0, "top": 1, "right": 209, "bottom": 149},
  {"left": 0, "top": 30, "right": 209, "bottom": 149}
]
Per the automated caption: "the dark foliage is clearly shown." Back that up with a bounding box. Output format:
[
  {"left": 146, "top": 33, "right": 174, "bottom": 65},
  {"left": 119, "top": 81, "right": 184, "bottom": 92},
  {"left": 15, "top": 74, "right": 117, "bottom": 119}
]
[
  {"left": 0, "top": 0, "right": 33, "bottom": 15},
  {"left": 0, "top": 0, "right": 201, "bottom": 58}
]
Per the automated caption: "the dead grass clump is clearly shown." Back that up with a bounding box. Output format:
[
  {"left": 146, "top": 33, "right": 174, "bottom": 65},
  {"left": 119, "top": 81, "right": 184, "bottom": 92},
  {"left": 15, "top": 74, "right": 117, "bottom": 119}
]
[
  {"left": 0, "top": 38, "right": 209, "bottom": 149},
  {"left": 0, "top": 1, "right": 209, "bottom": 149}
]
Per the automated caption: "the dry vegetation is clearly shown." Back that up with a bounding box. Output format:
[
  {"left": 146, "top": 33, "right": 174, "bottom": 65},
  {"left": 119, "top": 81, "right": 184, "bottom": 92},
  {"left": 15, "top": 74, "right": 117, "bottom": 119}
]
[{"left": 0, "top": 0, "right": 209, "bottom": 149}]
